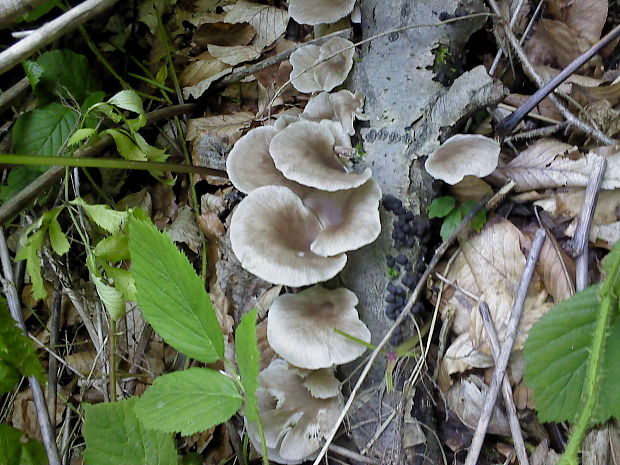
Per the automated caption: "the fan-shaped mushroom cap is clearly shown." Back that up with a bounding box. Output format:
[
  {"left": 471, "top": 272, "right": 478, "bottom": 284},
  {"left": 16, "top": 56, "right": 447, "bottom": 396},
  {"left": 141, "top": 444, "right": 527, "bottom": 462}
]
[
  {"left": 246, "top": 359, "right": 342, "bottom": 463},
  {"left": 289, "top": 37, "right": 355, "bottom": 93},
  {"left": 229, "top": 186, "right": 347, "bottom": 287},
  {"left": 288, "top": 0, "right": 356, "bottom": 25},
  {"left": 301, "top": 90, "right": 366, "bottom": 136},
  {"left": 296, "top": 368, "right": 341, "bottom": 399},
  {"left": 225, "top": 126, "right": 306, "bottom": 195},
  {"left": 303, "top": 178, "right": 382, "bottom": 257},
  {"left": 425, "top": 134, "right": 501, "bottom": 185},
  {"left": 274, "top": 113, "right": 300, "bottom": 130},
  {"left": 270, "top": 120, "right": 371, "bottom": 191},
  {"left": 267, "top": 285, "right": 371, "bottom": 369}
]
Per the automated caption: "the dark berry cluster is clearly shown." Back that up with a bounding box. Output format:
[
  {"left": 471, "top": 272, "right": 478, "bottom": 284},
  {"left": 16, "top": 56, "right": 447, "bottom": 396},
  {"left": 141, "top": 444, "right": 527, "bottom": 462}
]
[{"left": 382, "top": 195, "right": 431, "bottom": 251}]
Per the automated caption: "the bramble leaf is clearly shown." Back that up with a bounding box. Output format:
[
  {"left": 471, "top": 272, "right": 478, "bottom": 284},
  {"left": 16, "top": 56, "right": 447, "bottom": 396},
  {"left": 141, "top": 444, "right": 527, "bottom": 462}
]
[
  {"left": 134, "top": 368, "right": 242, "bottom": 436},
  {"left": 82, "top": 397, "right": 177, "bottom": 465},
  {"left": 235, "top": 309, "right": 260, "bottom": 423},
  {"left": 13, "top": 103, "right": 79, "bottom": 156},
  {"left": 0, "top": 424, "right": 47, "bottom": 465},
  {"left": 128, "top": 218, "right": 224, "bottom": 363}
]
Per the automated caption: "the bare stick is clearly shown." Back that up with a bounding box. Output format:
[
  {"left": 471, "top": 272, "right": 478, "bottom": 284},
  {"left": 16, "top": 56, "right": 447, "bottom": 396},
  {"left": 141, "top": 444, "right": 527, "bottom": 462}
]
[
  {"left": 477, "top": 302, "right": 530, "bottom": 465},
  {"left": 0, "top": 0, "right": 120, "bottom": 75},
  {"left": 0, "top": 228, "right": 61, "bottom": 465},
  {"left": 0, "top": 0, "right": 47, "bottom": 28},
  {"left": 485, "top": 0, "right": 615, "bottom": 145},
  {"left": 0, "top": 77, "right": 30, "bottom": 111},
  {"left": 312, "top": 181, "right": 516, "bottom": 465},
  {"left": 328, "top": 444, "right": 380, "bottom": 465},
  {"left": 464, "top": 228, "right": 546, "bottom": 465},
  {"left": 488, "top": 0, "right": 527, "bottom": 75},
  {"left": 47, "top": 280, "right": 62, "bottom": 435},
  {"left": 571, "top": 155, "right": 607, "bottom": 291},
  {"left": 0, "top": 103, "right": 196, "bottom": 226}
]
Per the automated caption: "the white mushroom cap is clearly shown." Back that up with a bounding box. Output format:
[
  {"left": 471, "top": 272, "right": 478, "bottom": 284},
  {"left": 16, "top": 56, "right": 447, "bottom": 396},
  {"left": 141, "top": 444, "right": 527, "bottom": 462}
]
[
  {"left": 274, "top": 113, "right": 300, "bottom": 130},
  {"left": 301, "top": 90, "right": 366, "bottom": 136},
  {"left": 289, "top": 37, "right": 355, "bottom": 93},
  {"left": 229, "top": 186, "right": 347, "bottom": 287},
  {"left": 288, "top": 0, "right": 356, "bottom": 25},
  {"left": 225, "top": 126, "right": 305, "bottom": 195},
  {"left": 297, "top": 368, "right": 341, "bottom": 399},
  {"left": 303, "top": 178, "right": 382, "bottom": 257},
  {"left": 425, "top": 134, "right": 501, "bottom": 185},
  {"left": 267, "top": 285, "right": 371, "bottom": 369},
  {"left": 270, "top": 120, "right": 371, "bottom": 191},
  {"left": 246, "top": 359, "right": 342, "bottom": 463}
]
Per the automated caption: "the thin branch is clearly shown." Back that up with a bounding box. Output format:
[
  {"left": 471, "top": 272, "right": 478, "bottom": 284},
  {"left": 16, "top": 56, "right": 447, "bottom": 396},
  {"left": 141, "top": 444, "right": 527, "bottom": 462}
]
[
  {"left": 312, "top": 181, "right": 516, "bottom": 465},
  {"left": 488, "top": 0, "right": 527, "bottom": 75},
  {"left": 477, "top": 302, "right": 530, "bottom": 465},
  {"left": 0, "top": 228, "right": 61, "bottom": 465},
  {"left": 328, "top": 444, "right": 380, "bottom": 465},
  {"left": 486, "top": 0, "right": 616, "bottom": 145},
  {"left": 571, "top": 155, "right": 607, "bottom": 291},
  {"left": 47, "top": 280, "right": 62, "bottom": 435},
  {"left": 0, "top": 77, "right": 30, "bottom": 111},
  {"left": 0, "top": 103, "right": 196, "bottom": 226},
  {"left": 0, "top": 0, "right": 120, "bottom": 75},
  {"left": 464, "top": 228, "right": 546, "bottom": 465}
]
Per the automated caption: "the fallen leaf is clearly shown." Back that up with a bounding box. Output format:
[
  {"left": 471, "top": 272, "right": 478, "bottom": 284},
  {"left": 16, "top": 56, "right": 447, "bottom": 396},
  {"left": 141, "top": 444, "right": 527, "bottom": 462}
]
[
  {"left": 449, "top": 175, "right": 494, "bottom": 203},
  {"left": 186, "top": 112, "right": 255, "bottom": 145},
  {"left": 207, "top": 44, "right": 262, "bottom": 66},
  {"left": 180, "top": 52, "right": 231, "bottom": 99},
  {"left": 193, "top": 22, "right": 255, "bottom": 48},
  {"left": 167, "top": 205, "right": 201, "bottom": 253},
  {"left": 533, "top": 232, "right": 575, "bottom": 302},
  {"left": 540, "top": 19, "right": 591, "bottom": 69},
  {"left": 530, "top": 440, "right": 561, "bottom": 465},
  {"left": 564, "top": 0, "right": 608, "bottom": 45},
  {"left": 224, "top": 1, "right": 288, "bottom": 50},
  {"left": 441, "top": 332, "right": 494, "bottom": 377}
]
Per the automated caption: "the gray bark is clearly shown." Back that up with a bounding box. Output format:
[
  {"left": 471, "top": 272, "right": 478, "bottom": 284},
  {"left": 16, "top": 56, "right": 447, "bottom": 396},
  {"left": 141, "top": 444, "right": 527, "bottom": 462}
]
[{"left": 340, "top": 0, "right": 506, "bottom": 462}]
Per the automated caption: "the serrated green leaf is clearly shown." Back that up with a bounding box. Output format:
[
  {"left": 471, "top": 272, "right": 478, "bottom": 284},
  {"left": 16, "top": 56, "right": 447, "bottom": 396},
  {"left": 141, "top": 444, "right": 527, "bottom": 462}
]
[
  {"left": 460, "top": 200, "right": 487, "bottom": 232},
  {"left": 71, "top": 198, "right": 128, "bottom": 235},
  {"left": 13, "top": 103, "right": 79, "bottom": 156},
  {"left": 104, "top": 129, "right": 148, "bottom": 161},
  {"left": 104, "top": 266, "right": 137, "bottom": 302},
  {"left": 48, "top": 218, "right": 69, "bottom": 255},
  {"left": 82, "top": 397, "right": 177, "bottom": 465},
  {"left": 107, "top": 90, "right": 144, "bottom": 115},
  {"left": 16, "top": 229, "right": 46, "bottom": 300},
  {"left": 0, "top": 361, "right": 20, "bottom": 394},
  {"left": 524, "top": 285, "right": 599, "bottom": 422},
  {"left": 134, "top": 368, "right": 242, "bottom": 435},
  {"left": 26, "top": 50, "right": 98, "bottom": 103},
  {"left": 440, "top": 208, "right": 461, "bottom": 241},
  {"left": 93, "top": 275, "right": 126, "bottom": 322},
  {"left": 94, "top": 235, "right": 129, "bottom": 262},
  {"left": 92, "top": 103, "right": 123, "bottom": 123},
  {"left": 129, "top": 218, "right": 224, "bottom": 363},
  {"left": 134, "top": 132, "right": 167, "bottom": 162},
  {"left": 0, "top": 299, "right": 44, "bottom": 381},
  {"left": 235, "top": 309, "right": 260, "bottom": 423},
  {"left": 0, "top": 424, "right": 47, "bottom": 465},
  {"left": 67, "top": 128, "right": 97, "bottom": 146},
  {"left": 428, "top": 196, "right": 455, "bottom": 219}
]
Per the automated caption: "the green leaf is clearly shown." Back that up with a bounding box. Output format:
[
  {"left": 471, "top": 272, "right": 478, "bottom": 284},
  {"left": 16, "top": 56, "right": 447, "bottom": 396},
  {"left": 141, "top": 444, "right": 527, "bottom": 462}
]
[
  {"left": 460, "top": 200, "right": 487, "bottom": 232},
  {"left": 15, "top": 228, "right": 46, "bottom": 300},
  {"left": 13, "top": 103, "right": 79, "bottom": 156},
  {"left": 71, "top": 198, "right": 128, "bottom": 235},
  {"left": 0, "top": 298, "right": 44, "bottom": 382},
  {"left": 428, "top": 196, "right": 456, "bottom": 219},
  {"left": 67, "top": 128, "right": 97, "bottom": 146},
  {"left": 0, "top": 167, "right": 44, "bottom": 202},
  {"left": 0, "top": 424, "right": 47, "bottom": 465},
  {"left": 94, "top": 235, "right": 129, "bottom": 262},
  {"left": 0, "top": 361, "right": 21, "bottom": 394},
  {"left": 440, "top": 208, "right": 462, "bottom": 241},
  {"left": 93, "top": 275, "right": 126, "bottom": 322},
  {"left": 134, "top": 368, "right": 242, "bottom": 435},
  {"left": 48, "top": 218, "right": 70, "bottom": 255},
  {"left": 235, "top": 309, "right": 260, "bottom": 423},
  {"left": 20, "top": 0, "right": 60, "bottom": 23},
  {"left": 524, "top": 285, "right": 599, "bottom": 422},
  {"left": 129, "top": 218, "right": 224, "bottom": 363},
  {"left": 593, "top": 318, "right": 620, "bottom": 422},
  {"left": 104, "top": 266, "right": 137, "bottom": 302},
  {"left": 25, "top": 50, "right": 98, "bottom": 104},
  {"left": 104, "top": 129, "right": 148, "bottom": 161},
  {"left": 107, "top": 90, "right": 144, "bottom": 115},
  {"left": 82, "top": 397, "right": 177, "bottom": 465}
]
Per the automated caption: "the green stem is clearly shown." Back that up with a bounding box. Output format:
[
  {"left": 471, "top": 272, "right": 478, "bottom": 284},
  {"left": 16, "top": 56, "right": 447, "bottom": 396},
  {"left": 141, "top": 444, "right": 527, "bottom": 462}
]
[
  {"left": 559, "top": 257, "right": 620, "bottom": 465},
  {"left": 0, "top": 154, "right": 227, "bottom": 178},
  {"left": 79, "top": 27, "right": 132, "bottom": 91}
]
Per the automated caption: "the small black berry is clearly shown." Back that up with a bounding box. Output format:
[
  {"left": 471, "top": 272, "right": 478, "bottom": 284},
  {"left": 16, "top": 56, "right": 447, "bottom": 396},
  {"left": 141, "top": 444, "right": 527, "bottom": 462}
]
[
  {"left": 396, "top": 254, "right": 409, "bottom": 265},
  {"left": 386, "top": 255, "right": 396, "bottom": 267}
]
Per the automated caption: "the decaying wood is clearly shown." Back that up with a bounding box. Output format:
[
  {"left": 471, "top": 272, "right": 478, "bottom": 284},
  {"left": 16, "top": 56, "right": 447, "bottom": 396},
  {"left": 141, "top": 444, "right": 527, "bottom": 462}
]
[{"left": 337, "top": 0, "right": 506, "bottom": 462}]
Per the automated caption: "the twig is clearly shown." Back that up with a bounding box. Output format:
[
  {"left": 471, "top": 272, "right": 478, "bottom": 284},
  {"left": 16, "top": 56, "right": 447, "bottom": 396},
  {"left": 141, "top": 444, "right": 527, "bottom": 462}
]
[
  {"left": 0, "top": 228, "right": 61, "bottom": 465},
  {"left": 0, "top": 77, "right": 30, "bottom": 111},
  {"left": 0, "top": 0, "right": 120, "bottom": 75},
  {"left": 571, "top": 156, "right": 607, "bottom": 291},
  {"left": 312, "top": 181, "right": 516, "bottom": 465},
  {"left": 486, "top": 0, "right": 616, "bottom": 145},
  {"left": 328, "top": 444, "right": 380, "bottom": 465},
  {"left": 48, "top": 280, "right": 62, "bottom": 435},
  {"left": 497, "top": 103, "right": 561, "bottom": 125},
  {"left": 464, "top": 228, "right": 546, "bottom": 465},
  {"left": 477, "top": 302, "right": 530, "bottom": 465},
  {"left": 488, "top": 0, "right": 527, "bottom": 75},
  {"left": 0, "top": 103, "right": 196, "bottom": 226},
  {"left": 504, "top": 122, "right": 567, "bottom": 143}
]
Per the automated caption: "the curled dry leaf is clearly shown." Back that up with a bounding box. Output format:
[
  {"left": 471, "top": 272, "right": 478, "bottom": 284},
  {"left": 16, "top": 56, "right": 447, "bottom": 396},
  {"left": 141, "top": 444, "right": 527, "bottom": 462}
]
[
  {"left": 207, "top": 44, "right": 262, "bottom": 66},
  {"left": 441, "top": 332, "right": 494, "bottom": 378},
  {"left": 532, "top": 232, "right": 575, "bottom": 303},
  {"left": 180, "top": 52, "right": 232, "bottom": 99},
  {"left": 425, "top": 134, "right": 501, "bottom": 185},
  {"left": 224, "top": 0, "right": 289, "bottom": 49}
]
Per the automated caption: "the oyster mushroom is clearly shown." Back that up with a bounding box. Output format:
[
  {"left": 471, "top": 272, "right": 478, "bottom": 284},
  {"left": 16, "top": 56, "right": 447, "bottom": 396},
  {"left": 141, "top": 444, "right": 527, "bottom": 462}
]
[
  {"left": 289, "top": 37, "right": 355, "bottom": 93},
  {"left": 229, "top": 186, "right": 347, "bottom": 287},
  {"left": 301, "top": 90, "right": 366, "bottom": 136},
  {"left": 288, "top": 0, "right": 357, "bottom": 25},
  {"left": 267, "top": 285, "right": 371, "bottom": 369},
  {"left": 269, "top": 120, "right": 371, "bottom": 191},
  {"left": 246, "top": 359, "right": 342, "bottom": 463},
  {"left": 425, "top": 134, "right": 501, "bottom": 185},
  {"left": 303, "top": 178, "right": 382, "bottom": 257}
]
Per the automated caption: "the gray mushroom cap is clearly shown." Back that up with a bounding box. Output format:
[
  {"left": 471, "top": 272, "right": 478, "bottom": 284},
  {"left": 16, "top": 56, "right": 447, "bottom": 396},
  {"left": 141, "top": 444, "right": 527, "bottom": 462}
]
[
  {"left": 269, "top": 120, "right": 371, "bottom": 191},
  {"left": 229, "top": 186, "right": 347, "bottom": 287},
  {"left": 267, "top": 285, "right": 371, "bottom": 369},
  {"left": 288, "top": 0, "right": 356, "bottom": 25},
  {"left": 301, "top": 90, "right": 366, "bottom": 136}
]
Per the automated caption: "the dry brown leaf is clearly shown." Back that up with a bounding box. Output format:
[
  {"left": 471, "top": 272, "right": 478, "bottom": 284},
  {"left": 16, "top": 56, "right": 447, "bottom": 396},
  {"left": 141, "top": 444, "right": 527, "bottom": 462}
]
[
  {"left": 582, "top": 425, "right": 613, "bottom": 465},
  {"left": 504, "top": 93, "right": 562, "bottom": 121},
  {"left": 193, "top": 22, "right": 255, "bottom": 48},
  {"left": 573, "top": 80, "right": 620, "bottom": 105},
  {"left": 449, "top": 176, "right": 493, "bottom": 203},
  {"left": 167, "top": 205, "right": 202, "bottom": 253},
  {"left": 540, "top": 19, "right": 590, "bottom": 69},
  {"left": 533, "top": 233, "right": 575, "bottom": 302},
  {"left": 224, "top": 0, "right": 288, "bottom": 50},
  {"left": 441, "top": 332, "right": 494, "bottom": 377},
  {"left": 496, "top": 139, "right": 620, "bottom": 191},
  {"left": 66, "top": 350, "right": 100, "bottom": 376},
  {"left": 445, "top": 376, "right": 511, "bottom": 435},
  {"left": 530, "top": 440, "right": 561, "bottom": 465},
  {"left": 564, "top": 0, "right": 608, "bottom": 45},
  {"left": 180, "top": 52, "right": 231, "bottom": 98},
  {"left": 186, "top": 112, "right": 255, "bottom": 145},
  {"left": 207, "top": 44, "right": 262, "bottom": 66}
]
